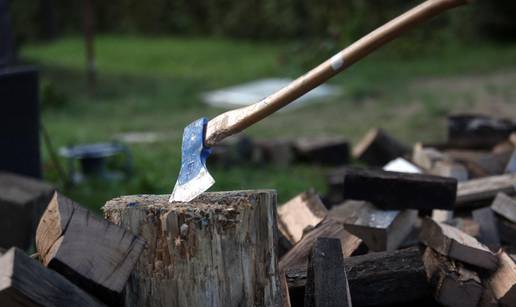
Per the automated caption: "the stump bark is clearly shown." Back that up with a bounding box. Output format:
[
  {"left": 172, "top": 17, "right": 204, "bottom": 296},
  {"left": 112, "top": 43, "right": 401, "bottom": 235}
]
[{"left": 103, "top": 190, "right": 281, "bottom": 307}]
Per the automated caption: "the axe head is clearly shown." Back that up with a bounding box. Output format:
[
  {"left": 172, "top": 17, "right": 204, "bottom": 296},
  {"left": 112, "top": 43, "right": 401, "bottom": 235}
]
[{"left": 169, "top": 118, "right": 214, "bottom": 202}]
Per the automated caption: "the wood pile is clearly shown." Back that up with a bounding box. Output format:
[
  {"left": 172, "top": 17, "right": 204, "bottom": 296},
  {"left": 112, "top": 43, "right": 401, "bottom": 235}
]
[
  {"left": 277, "top": 114, "right": 516, "bottom": 307},
  {"left": 0, "top": 191, "right": 145, "bottom": 306},
  {"left": 208, "top": 134, "right": 350, "bottom": 167},
  {"left": 2, "top": 113, "right": 516, "bottom": 307}
]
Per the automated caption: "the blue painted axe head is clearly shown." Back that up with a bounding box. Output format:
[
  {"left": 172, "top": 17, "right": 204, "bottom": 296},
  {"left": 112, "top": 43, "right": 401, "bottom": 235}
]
[{"left": 169, "top": 118, "right": 213, "bottom": 202}]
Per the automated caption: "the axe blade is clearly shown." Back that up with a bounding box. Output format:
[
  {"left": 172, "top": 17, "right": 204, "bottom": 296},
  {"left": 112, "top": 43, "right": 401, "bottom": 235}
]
[{"left": 169, "top": 118, "right": 214, "bottom": 202}]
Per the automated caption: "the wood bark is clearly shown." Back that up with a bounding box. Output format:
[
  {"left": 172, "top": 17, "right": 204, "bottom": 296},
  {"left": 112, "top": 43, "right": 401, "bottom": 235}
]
[
  {"left": 304, "top": 238, "right": 351, "bottom": 307},
  {"left": 286, "top": 247, "right": 431, "bottom": 306},
  {"left": 419, "top": 218, "right": 498, "bottom": 270},
  {"left": 0, "top": 247, "right": 105, "bottom": 306},
  {"left": 0, "top": 172, "right": 54, "bottom": 250},
  {"left": 103, "top": 191, "right": 282, "bottom": 307},
  {"left": 352, "top": 128, "right": 409, "bottom": 166},
  {"left": 329, "top": 200, "right": 417, "bottom": 251},
  {"left": 36, "top": 192, "right": 145, "bottom": 306},
  {"left": 278, "top": 191, "right": 328, "bottom": 243},
  {"left": 327, "top": 167, "right": 457, "bottom": 210},
  {"left": 487, "top": 252, "right": 516, "bottom": 307},
  {"left": 456, "top": 173, "right": 516, "bottom": 208},
  {"left": 422, "top": 247, "right": 483, "bottom": 307},
  {"left": 492, "top": 192, "right": 516, "bottom": 224},
  {"left": 293, "top": 136, "right": 349, "bottom": 165}
]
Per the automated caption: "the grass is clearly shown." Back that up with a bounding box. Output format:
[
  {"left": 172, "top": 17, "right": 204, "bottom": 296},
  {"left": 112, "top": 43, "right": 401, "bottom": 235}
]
[{"left": 21, "top": 35, "right": 516, "bottom": 211}]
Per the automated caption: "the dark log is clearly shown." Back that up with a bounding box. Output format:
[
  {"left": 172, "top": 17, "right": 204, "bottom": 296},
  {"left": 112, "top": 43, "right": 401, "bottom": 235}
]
[
  {"left": 293, "top": 136, "right": 349, "bottom": 165},
  {"left": 0, "top": 68, "right": 42, "bottom": 178},
  {"left": 279, "top": 217, "right": 363, "bottom": 271},
  {"left": 422, "top": 247, "right": 483, "bottom": 307},
  {"left": 491, "top": 192, "right": 516, "bottom": 224},
  {"left": 254, "top": 139, "right": 293, "bottom": 166},
  {"left": 304, "top": 238, "right": 351, "bottom": 307},
  {"left": 447, "top": 114, "right": 516, "bottom": 150},
  {"left": 498, "top": 217, "right": 516, "bottom": 246},
  {"left": 286, "top": 247, "right": 431, "bottom": 306},
  {"left": 419, "top": 218, "right": 498, "bottom": 270},
  {"left": 36, "top": 192, "right": 145, "bottom": 306},
  {"left": 412, "top": 146, "right": 466, "bottom": 222},
  {"left": 278, "top": 191, "right": 328, "bottom": 243},
  {"left": 487, "top": 252, "right": 516, "bottom": 306},
  {"left": 327, "top": 167, "right": 457, "bottom": 210},
  {"left": 352, "top": 128, "right": 410, "bottom": 167},
  {"left": 472, "top": 207, "right": 501, "bottom": 251},
  {"left": 0, "top": 172, "right": 54, "bottom": 250},
  {"left": 208, "top": 134, "right": 254, "bottom": 168},
  {"left": 0, "top": 247, "right": 105, "bottom": 306},
  {"left": 329, "top": 200, "right": 417, "bottom": 251},
  {"left": 456, "top": 173, "right": 516, "bottom": 209},
  {"left": 104, "top": 191, "right": 282, "bottom": 307}
]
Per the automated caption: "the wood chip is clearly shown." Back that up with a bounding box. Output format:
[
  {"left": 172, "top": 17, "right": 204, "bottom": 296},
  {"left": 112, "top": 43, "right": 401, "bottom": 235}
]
[{"left": 278, "top": 191, "right": 328, "bottom": 243}]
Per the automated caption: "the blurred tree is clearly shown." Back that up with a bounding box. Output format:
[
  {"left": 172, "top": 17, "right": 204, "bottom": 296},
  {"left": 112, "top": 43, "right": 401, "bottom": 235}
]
[
  {"left": 39, "top": 0, "right": 57, "bottom": 39},
  {"left": 475, "top": 1, "right": 516, "bottom": 41},
  {"left": 8, "top": 0, "right": 516, "bottom": 44},
  {"left": 83, "top": 0, "right": 96, "bottom": 95}
]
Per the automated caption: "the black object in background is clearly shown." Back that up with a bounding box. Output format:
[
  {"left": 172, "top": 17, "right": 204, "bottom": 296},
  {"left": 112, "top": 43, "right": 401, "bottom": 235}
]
[
  {"left": 0, "top": 0, "right": 15, "bottom": 67},
  {"left": 0, "top": 67, "right": 42, "bottom": 179}
]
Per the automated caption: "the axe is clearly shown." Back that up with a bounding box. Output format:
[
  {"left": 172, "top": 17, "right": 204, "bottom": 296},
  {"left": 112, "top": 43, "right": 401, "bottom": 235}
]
[{"left": 170, "top": 0, "right": 470, "bottom": 202}]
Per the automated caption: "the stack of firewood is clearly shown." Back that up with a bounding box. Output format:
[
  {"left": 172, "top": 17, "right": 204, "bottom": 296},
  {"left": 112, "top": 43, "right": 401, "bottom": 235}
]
[
  {"left": 278, "top": 114, "right": 516, "bottom": 307},
  {"left": 209, "top": 134, "right": 350, "bottom": 167},
  {"left": 0, "top": 191, "right": 145, "bottom": 306}
]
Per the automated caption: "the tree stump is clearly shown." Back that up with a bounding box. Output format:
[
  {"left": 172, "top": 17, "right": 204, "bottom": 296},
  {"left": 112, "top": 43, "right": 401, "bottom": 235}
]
[{"left": 103, "top": 190, "right": 281, "bottom": 307}]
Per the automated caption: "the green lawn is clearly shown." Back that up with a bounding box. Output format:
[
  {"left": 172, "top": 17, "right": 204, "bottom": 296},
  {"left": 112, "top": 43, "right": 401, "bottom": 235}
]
[{"left": 21, "top": 35, "right": 516, "bottom": 211}]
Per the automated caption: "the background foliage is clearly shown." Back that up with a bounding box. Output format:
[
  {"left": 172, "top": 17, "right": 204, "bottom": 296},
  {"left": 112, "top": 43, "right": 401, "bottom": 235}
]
[{"left": 10, "top": 0, "right": 516, "bottom": 46}]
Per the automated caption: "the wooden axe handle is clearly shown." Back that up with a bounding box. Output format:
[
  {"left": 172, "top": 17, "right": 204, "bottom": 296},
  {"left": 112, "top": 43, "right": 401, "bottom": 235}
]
[{"left": 205, "top": 0, "right": 470, "bottom": 146}]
